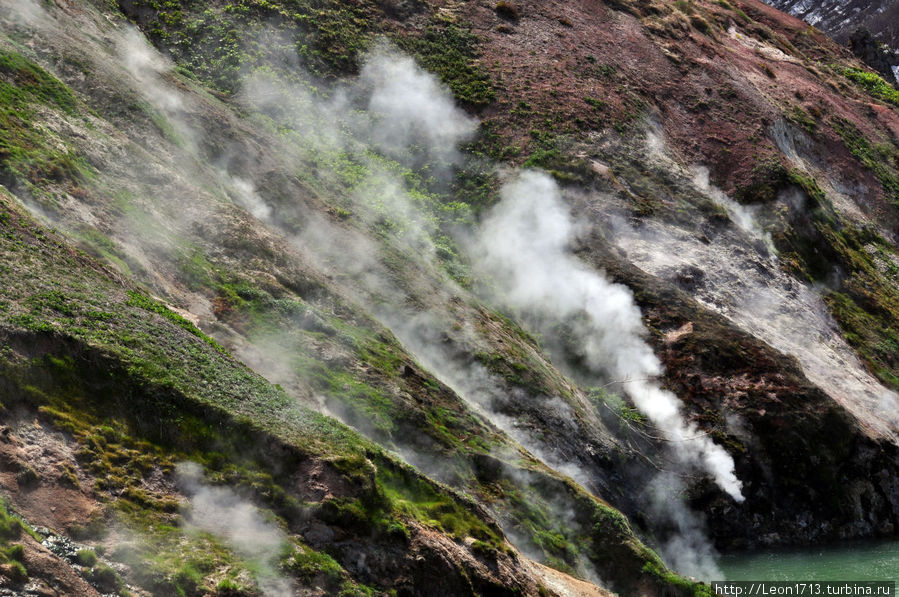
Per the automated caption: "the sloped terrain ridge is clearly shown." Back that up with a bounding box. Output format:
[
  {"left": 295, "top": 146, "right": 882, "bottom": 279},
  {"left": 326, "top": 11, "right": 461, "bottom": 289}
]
[
  {"left": 0, "top": 0, "right": 898, "bottom": 594},
  {"left": 763, "top": 0, "right": 899, "bottom": 50},
  {"left": 762, "top": 0, "right": 899, "bottom": 82},
  {"left": 0, "top": 191, "right": 626, "bottom": 594}
]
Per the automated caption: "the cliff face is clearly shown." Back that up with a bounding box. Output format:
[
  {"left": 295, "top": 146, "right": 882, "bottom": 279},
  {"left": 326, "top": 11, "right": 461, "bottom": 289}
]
[
  {"left": 762, "top": 0, "right": 899, "bottom": 81},
  {"left": 0, "top": 0, "right": 898, "bottom": 594},
  {"left": 762, "top": 0, "right": 898, "bottom": 43}
]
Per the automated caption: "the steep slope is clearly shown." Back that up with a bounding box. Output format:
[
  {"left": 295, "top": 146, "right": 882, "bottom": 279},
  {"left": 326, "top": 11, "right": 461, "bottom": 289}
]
[
  {"left": 452, "top": 0, "right": 899, "bottom": 544},
  {"left": 762, "top": 0, "right": 899, "bottom": 82},
  {"left": 104, "top": 0, "right": 899, "bottom": 554},
  {"left": 0, "top": 189, "right": 628, "bottom": 595},
  {"left": 1, "top": 0, "right": 899, "bottom": 593},
  {"left": 763, "top": 0, "right": 899, "bottom": 49},
  {"left": 0, "top": 0, "right": 701, "bottom": 594}
]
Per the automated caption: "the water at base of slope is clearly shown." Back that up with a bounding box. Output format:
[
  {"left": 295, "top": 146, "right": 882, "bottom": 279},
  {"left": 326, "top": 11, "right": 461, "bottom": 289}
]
[{"left": 718, "top": 539, "right": 899, "bottom": 581}]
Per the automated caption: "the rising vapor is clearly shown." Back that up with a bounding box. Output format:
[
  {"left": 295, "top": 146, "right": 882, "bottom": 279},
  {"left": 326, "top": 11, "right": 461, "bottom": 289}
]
[
  {"left": 176, "top": 462, "right": 294, "bottom": 597},
  {"left": 472, "top": 170, "right": 744, "bottom": 501}
]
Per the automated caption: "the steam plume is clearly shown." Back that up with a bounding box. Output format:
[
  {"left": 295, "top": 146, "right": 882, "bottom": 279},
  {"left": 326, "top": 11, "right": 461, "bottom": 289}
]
[
  {"left": 692, "top": 166, "right": 775, "bottom": 255},
  {"left": 359, "top": 45, "right": 477, "bottom": 165},
  {"left": 176, "top": 462, "right": 294, "bottom": 597},
  {"left": 473, "top": 170, "right": 744, "bottom": 501}
]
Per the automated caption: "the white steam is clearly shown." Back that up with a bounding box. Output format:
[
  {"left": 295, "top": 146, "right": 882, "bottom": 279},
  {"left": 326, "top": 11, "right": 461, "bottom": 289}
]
[
  {"left": 117, "top": 27, "right": 186, "bottom": 116},
  {"left": 0, "top": 1, "right": 739, "bottom": 581},
  {"left": 612, "top": 211, "right": 899, "bottom": 438},
  {"left": 692, "top": 166, "right": 775, "bottom": 256},
  {"left": 225, "top": 175, "right": 273, "bottom": 223},
  {"left": 360, "top": 46, "right": 478, "bottom": 163},
  {"left": 1, "top": 0, "right": 48, "bottom": 26},
  {"left": 473, "top": 170, "right": 744, "bottom": 501},
  {"left": 176, "top": 462, "right": 293, "bottom": 597},
  {"left": 648, "top": 473, "right": 723, "bottom": 579}
]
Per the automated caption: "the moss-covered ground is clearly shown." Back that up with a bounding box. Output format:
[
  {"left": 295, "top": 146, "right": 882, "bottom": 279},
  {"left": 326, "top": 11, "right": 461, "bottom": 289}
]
[{"left": 0, "top": 188, "right": 508, "bottom": 594}]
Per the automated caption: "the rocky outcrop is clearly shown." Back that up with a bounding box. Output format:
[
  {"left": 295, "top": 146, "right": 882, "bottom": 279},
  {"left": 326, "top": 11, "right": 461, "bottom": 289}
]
[
  {"left": 763, "top": 0, "right": 899, "bottom": 82},
  {"left": 849, "top": 27, "right": 899, "bottom": 84}
]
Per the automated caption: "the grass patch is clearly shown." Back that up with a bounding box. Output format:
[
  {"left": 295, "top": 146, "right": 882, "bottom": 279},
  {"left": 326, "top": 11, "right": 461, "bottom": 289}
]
[
  {"left": 125, "top": 289, "right": 225, "bottom": 352},
  {"left": 841, "top": 66, "right": 899, "bottom": 107},
  {"left": 377, "top": 462, "right": 502, "bottom": 547},
  {"left": 830, "top": 117, "right": 899, "bottom": 206},
  {"left": 0, "top": 50, "right": 91, "bottom": 195},
  {"left": 0, "top": 500, "right": 29, "bottom": 583},
  {"left": 787, "top": 105, "right": 817, "bottom": 133},
  {"left": 0, "top": 51, "right": 79, "bottom": 115},
  {"left": 394, "top": 23, "right": 495, "bottom": 109},
  {"left": 124, "top": 0, "right": 375, "bottom": 92}
]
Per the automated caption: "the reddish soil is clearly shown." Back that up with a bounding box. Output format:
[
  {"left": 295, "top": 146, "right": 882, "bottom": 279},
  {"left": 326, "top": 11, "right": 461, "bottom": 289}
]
[{"left": 441, "top": 0, "right": 899, "bottom": 229}]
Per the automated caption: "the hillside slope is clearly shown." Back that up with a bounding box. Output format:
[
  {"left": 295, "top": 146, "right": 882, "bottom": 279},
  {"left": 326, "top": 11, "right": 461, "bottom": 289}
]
[
  {"left": 762, "top": 0, "right": 899, "bottom": 82},
  {"left": 0, "top": 0, "right": 898, "bottom": 594},
  {"left": 0, "top": 0, "right": 701, "bottom": 594},
  {"left": 763, "top": 0, "right": 899, "bottom": 50},
  {"left": 0, "top": 189, "right": 628, "bottom": 594}
]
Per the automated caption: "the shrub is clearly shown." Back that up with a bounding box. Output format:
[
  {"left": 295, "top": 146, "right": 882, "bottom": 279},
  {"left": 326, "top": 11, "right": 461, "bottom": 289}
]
[
  {"left": 89, "top": 563, "right": 120, "bottom": 592},
  {"left": 690, "top": 15, "right": 711, "bottom": 34},
  {"left": 0, "top": 510, "right": 22, "bottom": 541},
  {"left": 15, "top": 466, "right": 39, "bottom": 488},
  {"left": 1, "top": 561, "right": 27, "bottom": 583},
  {"left": 4, "top": 544, "right": 24, "bottom": 562},
  {"left": 495, "top": 1, "right": 519, "bottom": 21},
  {"left": 217, "top": 577, "right": 242, "bottom": 593},
  {"left": 841, "top": 66, "right": 899, "bottom": 107},
  {"left": 76, "top": 548, "right": 98, "bottom": 567}
]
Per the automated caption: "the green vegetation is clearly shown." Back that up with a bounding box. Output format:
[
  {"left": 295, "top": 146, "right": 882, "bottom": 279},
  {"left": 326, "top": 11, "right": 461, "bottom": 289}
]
[
  {"left": 503, "top": 482, "right": 580, "bottom": 570},
  {"left": 738, "top": 161, "right": 899, "bottom": 392},
  {"left": 377, "top": 462, "right": 502, "bottom": 548},
  {"left": 87, "top": 562, "right": 120, "bottom": 592},
  {"left": 171, "top": 245, "right": 491, "bottom": 452},
  {"left": 642, "top": 560, "right": 715, "bottom": 597},
  {"left": 584, "top": 97, "right": 606, "bottom": 110},
  {"left": 826, "top": 291, "right": 899, "bottom": 389},
  {"left": 520, "top": 131, "right": 596, "bottom": 185},
  {"left": 0, "top": 186, "right": 695, "bottom": 594},
  {"left": 126, "top": 289, "right": 225, "bottom": 352},
  {"left": 830, "top": 117, "right": 899, "bottom": 206},
  {"left": 841, "top": 66, "right": 899, "bottom": 107},
  {"left": 130, "top": 0, "right": 375, "bottom": 90},
  {"left": 121, "top": 0, "right": 495, "bottom": 111},
  {"left": 396, "top": 24, "right": 496, "bottom": 109},
  {"left": 73, "top": 228, "right": 135, "bottom": 278},
  {"left": 284, "top": 543, "right": 343, "bottom": 584},
  {"left": 0, "top": 501, "right": 28, "bottom": 583},
  {"left": 589, "top": 387, "right": 647, "bottom": 427},
  {"left": 787, "top": 104, "right": 818, "bottom": 133},
  {"left": 0, "top": 0, "right": 741, "bottom": 591},
  {"left": 0, "top": 50, "right": 92, "bottom": 197},
  {"left": 0, "top": 192, "right": 568, "bottom": 594},
  {"left": 1, "top": 317, "right": 369, "bottom": 595},
  {"left": 76, "top": 548, "right": 99, "bottom": 567},
  {"left": 674, "top": 1, "right": 695, "bottom": 15},
  {"left": 0, "top": 51, "right": 79, "bottom": 115}
]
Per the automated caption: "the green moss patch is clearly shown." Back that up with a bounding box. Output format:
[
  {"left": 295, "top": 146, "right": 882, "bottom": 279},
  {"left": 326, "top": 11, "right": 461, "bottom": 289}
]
[
  {"left": 841, "top": 66, "right": 899, "bottom": 107},
  {"left": 394, "top": 24, "right": 495, "bottom": 109},
  {"left": 0, "top": 500, "right": 29, "bottom": 584},
  {"left": 0, "top": 50, "right": 91, "bottom": 194},
  {"left": 830, "top": 117, "right": 899, "bottom": 207}
]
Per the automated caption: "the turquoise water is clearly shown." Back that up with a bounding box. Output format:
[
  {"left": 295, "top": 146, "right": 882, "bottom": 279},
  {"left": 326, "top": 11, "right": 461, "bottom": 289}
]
[{"left": 718, "top": 540, "right": 899, "bottom": 581}]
